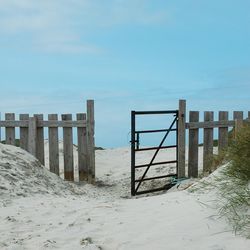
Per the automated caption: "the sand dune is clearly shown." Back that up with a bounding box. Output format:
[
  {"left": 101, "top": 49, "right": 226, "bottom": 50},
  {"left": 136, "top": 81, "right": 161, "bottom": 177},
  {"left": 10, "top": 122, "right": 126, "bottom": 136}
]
[{"left": 0, "top": 143, "right": 249, "bottom": 250}]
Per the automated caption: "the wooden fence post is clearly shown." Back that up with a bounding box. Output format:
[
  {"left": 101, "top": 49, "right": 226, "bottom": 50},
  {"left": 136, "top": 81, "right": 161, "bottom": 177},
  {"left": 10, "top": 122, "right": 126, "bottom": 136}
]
[
  {"left": 48, "top": 114, "right": 59, "bottom": 175},
  {"left": 34, "top": 114, "right": 45, "bottom": 165},
  {"left": 188, "top": 111, "right": 199, "bottom": 178},
  {"left": 28, "top": 116, "right": 37, "bottom": 157},
  {"left": 62, "top": 114, "right": 74, "bottom": 181},
  {"left": 77, "top": 113, "right": 88, "bottom": 181},
  {"left": 203, "top": 111, "right": 214, "bottom": 173},
  {"left": 218, "top": 111, "right": 229, "bottom": 154},
  {"left": 178, "top": 99, "right": 186, "bottom": 178},
  {"left": 5, "top": 113, "right": 15, "bottom": 145},
  {"left": 87, "top": 100, "right": 95, "bottom": 184},
  {"left": 20, "top": 114, "right": 29, "bottom": 151}
]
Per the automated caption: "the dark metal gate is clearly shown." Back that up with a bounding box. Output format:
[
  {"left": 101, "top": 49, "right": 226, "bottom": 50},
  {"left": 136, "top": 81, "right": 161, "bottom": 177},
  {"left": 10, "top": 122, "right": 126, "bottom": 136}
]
[{"left": 131, "top": 110, "right": 179, "bottom": 196}]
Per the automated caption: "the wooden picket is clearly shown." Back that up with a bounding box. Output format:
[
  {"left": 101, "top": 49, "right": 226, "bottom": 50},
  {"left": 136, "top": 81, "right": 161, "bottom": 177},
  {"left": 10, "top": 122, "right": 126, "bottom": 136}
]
[
  {"left": 188, "top": 111, "right": 199, "bottom": 178},
  {"left": 35, "top": 114, "right": 45, "bottom": 165},
  {"left": 203, "top": 111, "right": 214, "bottom": 173},
  {"left": 48, "top": 114, "right": 59, "bottom": 175},
  {"left": 5, "top": 113, "right": 15, "bottom": 145},
  {"left": 20, "top": 114, "right": 29, "bottom": 151},
  {"left": 218, "top": 111, "right": 228, "bottom": 154},
  {"left": 62, "top": 114, "right": 74, "bottom": 181}
]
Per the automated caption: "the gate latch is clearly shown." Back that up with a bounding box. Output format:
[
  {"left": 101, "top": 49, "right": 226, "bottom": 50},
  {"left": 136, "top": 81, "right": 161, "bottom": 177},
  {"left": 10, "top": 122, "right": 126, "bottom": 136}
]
[{"left": 130, "top": 133, "right": 140, "bottom": 150}]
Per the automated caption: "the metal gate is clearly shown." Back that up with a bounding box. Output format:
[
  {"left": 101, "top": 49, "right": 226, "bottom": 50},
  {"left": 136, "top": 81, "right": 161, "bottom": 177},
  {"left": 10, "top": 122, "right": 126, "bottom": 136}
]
[{"left": 131, "top": 110, "right": 179, "bottom": 196}]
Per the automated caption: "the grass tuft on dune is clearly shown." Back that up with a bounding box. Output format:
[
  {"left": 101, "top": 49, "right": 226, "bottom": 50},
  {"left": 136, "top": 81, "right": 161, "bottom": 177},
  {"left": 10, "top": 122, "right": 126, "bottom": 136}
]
[{"left": 219, "top": 125, "right": 250, "bottom": 238}]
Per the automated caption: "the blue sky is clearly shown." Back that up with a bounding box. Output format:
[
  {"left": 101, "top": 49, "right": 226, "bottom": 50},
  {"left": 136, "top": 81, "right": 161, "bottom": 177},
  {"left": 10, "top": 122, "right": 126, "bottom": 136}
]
[{"left": 0, "top": 0, "right": 250, "bottom": 147}]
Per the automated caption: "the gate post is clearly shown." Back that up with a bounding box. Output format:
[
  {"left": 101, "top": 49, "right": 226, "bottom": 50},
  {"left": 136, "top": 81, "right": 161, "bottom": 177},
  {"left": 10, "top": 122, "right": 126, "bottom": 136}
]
[
  {"left": 131, "top": 111, "right": 136, "bottom": 196},
  {"left": 178, "top": 99, "right": 186, "bottom": 178},
  {"left": 87, "top": 100, "right": 95, "bottom": 184}
]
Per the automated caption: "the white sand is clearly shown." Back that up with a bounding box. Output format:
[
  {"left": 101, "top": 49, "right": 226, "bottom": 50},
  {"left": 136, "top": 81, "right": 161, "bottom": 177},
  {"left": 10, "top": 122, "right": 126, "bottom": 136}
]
[{"left": 0, "top": 143, "right": 249, "bottom": 250}]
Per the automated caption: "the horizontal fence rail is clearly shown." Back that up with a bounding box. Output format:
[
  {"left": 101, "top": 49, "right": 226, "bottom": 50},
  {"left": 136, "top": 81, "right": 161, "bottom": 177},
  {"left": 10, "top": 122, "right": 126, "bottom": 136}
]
[
  {"left": 186, "top": 120, "right": 235, "bottom": 129},
  {"left": 0, "top": 100, "right": 95, "bottom": 184},
  {"left": 0, "top": 120, "right": 87, "bottom": 128}
]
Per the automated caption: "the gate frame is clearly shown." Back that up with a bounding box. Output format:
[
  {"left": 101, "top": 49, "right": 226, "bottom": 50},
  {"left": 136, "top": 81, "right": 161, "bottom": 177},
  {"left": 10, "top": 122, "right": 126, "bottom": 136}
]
[{"left": 131, "top": 110, "right": 179, "bottom": 196}]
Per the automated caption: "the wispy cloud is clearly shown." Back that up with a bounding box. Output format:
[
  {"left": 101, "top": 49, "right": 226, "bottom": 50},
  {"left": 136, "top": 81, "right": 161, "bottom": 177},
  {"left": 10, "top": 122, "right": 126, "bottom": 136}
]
[
  {"left": 185, "top": 67, "right": 250, "bottom": 108},
  {"left": 213, "top": 67, "right": 250, "bottom": 87},
  {"left": 0, "top": 0, "right": 168, "bottom": 54}
]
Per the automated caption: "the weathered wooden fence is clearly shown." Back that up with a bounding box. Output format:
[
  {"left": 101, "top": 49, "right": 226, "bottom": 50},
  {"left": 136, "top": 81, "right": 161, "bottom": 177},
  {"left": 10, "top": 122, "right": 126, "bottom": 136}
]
[
  {"left": 177, "top": 100, "right": 250, "bottom": 178},
  {"left": 0, "top": 100, "right": 95, "bottom": 183}
]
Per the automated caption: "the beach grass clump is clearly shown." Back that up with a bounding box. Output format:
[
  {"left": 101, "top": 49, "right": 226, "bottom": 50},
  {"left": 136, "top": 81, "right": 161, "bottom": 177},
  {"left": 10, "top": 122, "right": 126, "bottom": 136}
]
[
  {"left": 219, "top": 125, "right": 250, "bottom": 238},
  {"left": 225, "top": 125, "right": 250, "bottom": 182}
]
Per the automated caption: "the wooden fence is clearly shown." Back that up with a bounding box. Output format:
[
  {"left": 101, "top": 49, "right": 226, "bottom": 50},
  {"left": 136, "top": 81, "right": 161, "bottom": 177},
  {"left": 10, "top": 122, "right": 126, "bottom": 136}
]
[
  {"left": 178, "top": 100, "right": 250, "bottom": 178},
  {"left": 0, "top": 100, "right": 95, "bottom": 183}
]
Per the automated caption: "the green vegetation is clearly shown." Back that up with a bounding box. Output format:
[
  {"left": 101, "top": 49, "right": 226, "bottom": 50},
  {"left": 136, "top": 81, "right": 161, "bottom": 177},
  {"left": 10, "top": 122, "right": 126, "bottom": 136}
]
[
  {"left": 218, "top": 125, "right": 250, "bottom": 238},
  {"left": 225, "top": 125, "right": 250, "bottom": 182},
  {"left": 190, "top": 125, "right": 250, "bottom": 238}
]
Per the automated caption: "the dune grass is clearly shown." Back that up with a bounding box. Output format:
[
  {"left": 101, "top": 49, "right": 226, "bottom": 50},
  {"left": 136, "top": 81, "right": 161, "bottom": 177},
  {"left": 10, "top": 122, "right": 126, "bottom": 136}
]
[
  {"left": 189, "top": 125, "right": 250, "bottom": 238},
  {"left": 218, "top": 125, "right": 250, "bottom": 238}
]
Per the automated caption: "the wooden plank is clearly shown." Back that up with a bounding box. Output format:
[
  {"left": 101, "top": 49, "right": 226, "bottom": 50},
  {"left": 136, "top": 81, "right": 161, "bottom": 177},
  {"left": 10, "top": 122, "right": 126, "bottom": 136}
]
[
  {"left": 177, "top": 99, "right": 186, "bottom": 178},
  {"left": 62, "top": 114, "right": 74, "bottom": 181},
  {"left": 203, "top": 112, "right": 214, "bottom": 173},
  {"left": 34, "top": 114, "right": 45, "bottom": 165},
  {"left": 235, "top": 119, "right": 244, "bottom": 136},
  {"left": 48, "top": 114, "right": 59, "bottom": 175},
  {"left": 233, "top": 111, "right": 243, "bottom": 120},
  {"left": 28, "top": 117, "right": 37, "bottom": 157},
  {"left": 0, "top": 120, "right": 29, "bottom": 127},
  {"left": 20, "top": 114, "right": 29, "bottom": 151},
  {"left": 87, "top": 100, "right": 95, "bottom": 184},
  {"left": 218, "top": 111, "right": 229, "bottom": 154},
  {"left": 233, "top": 111, "right": 244, "bottom": 138},
  {"left": 188, "top": 111, "right": 199, "bottom": 178},
  {"left": 37, "top": 120, "right": 87, "bottom": 128},
  {"left": 77, "top": 113, "right": 88, "bottom": 181},
  {"left": 186, "top": 120, "right": 235, "bottom": 129},
  {"left": 5, "top": 113, "right": 15, "bottom": 145}
]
